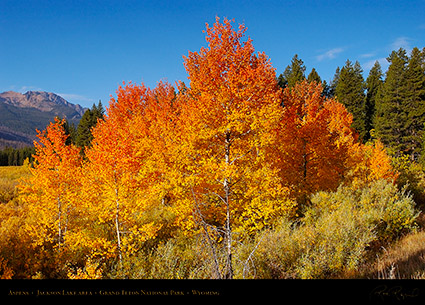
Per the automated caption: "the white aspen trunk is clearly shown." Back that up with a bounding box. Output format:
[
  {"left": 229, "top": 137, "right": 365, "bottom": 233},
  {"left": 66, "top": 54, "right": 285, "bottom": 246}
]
[
  {"left": 191, "top": 188, "right": 222, "bottom": 279},
  {"left": 301, "top": 139, "right": 309, "bottom": 205},
  {"left": 224, "top": 131, "right": 233, "bottom": 279},
  {"left": 64, "top": 206, "right": 70, "bottom": 242},
  {"left": 115, "top": 187, "right": 123, "bottom": 266},
  {"left": 57, "top": 196, "right": 62, "bottom": 253}
]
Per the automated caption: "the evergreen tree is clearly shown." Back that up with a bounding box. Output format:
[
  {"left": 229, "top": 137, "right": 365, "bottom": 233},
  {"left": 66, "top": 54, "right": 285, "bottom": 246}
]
[
  {"left": 76, "top": 101, "right": 105, "bottom": 149},
  {"left": 277, "top": 69, "right": 288, "bottom": 88},
  {"left": 374, "top": 48, "right": 409, "bottom": 155},
  {"left": 278, "top": 54, "right": 306, "bottom": 88},
  {"left": 404, "top": 47, "right": 425, "bottom": 160},
  {"left": 335, "top": 60, "right": 367, "bottom": 142},
  {"left": 307, "top": 68, "right": 322, "bottom": 83},
  {"left": 76, "top": 108, "right": 93, "bottom": 148},
  {"left": 0, "top": 150, "right": 7, "bottom": 166},
  {"left": 0, "top": 146, "right": 35, "bottom": 166},
  {"left": 321, "top": 80, "right": 332, "bottom": 99},
  {"left": 11, "top": 150, "right": 18, "bottom": 166},
  {"left": 92, "top": 100, "right": 105, "bottom": 121},
  {"left": 61, "top": 119, "right": 77, "bottom": 145},
  {"left": 365, "top": 61, "right": 384, "bottom": 141},
  {"left": 307, "top": 68, "right": 331, "bottom": 97},
  {"left": 328, "top": 66, "right": 341, "bottom": 98}
]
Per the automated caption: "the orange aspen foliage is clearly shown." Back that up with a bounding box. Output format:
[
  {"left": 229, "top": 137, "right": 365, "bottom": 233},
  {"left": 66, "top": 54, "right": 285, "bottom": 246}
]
[
  {"left": 275, "top": 80, "right": 357, "bottom": 202},
  {"left": 83, "top": 82, "right": 167, "bottom": 265},
  {"left": 132, "top": 81, "right": 191, "bottom": 233},
  {"left": 348, "top": 140, "right": 399, "bottom": 188},
  {"left": 133, "top": 81, "right": 179, "bottom": 198},
  {"left": 367, "top": 141, "right": 398, "bottom": 182},
  {"left": 180, "top": 17, "right": 293, "bottom": 278}
]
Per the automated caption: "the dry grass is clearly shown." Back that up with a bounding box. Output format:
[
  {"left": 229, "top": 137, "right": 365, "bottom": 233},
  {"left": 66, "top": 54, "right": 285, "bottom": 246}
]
[
  {"left": 365, "top": 224, "right": 425, "bottom": 279},
  {"left": 0, "top": 166, "right": 31, "bottom": 203},
  {"left": 0, "top": 166, "right": 31, "bottom": 181}
]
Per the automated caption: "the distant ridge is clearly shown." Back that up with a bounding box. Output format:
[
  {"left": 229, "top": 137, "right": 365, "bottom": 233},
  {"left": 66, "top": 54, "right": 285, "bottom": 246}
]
[{"left": 0, "top": 91, "right": 87, "bottom": 149}]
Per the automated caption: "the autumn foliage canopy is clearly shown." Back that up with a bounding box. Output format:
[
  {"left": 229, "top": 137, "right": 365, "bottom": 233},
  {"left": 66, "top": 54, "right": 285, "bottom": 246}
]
[{"left": 0, "top": 17, "right": 398, "bottom": 279}]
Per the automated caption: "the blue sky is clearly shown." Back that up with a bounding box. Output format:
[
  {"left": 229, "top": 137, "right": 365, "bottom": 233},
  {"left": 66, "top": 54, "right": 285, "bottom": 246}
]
[{"left": 1, "top": 0, "right": 424, "bottom": 108}]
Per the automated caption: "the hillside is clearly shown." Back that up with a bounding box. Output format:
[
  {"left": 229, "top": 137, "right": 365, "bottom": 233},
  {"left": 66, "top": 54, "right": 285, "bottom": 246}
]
[{"left": 0, "top": 91, "right": 86, "bottom": 148}]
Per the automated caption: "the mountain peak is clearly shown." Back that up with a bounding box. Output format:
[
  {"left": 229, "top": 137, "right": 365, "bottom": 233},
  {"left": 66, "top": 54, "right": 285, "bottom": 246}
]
[
  {"left": 0, "top": 90, "right": 85, "bottom": 116},
  {"left": 24, "top": 91, "right": 70, "bottom": 110},
  {"left": 0, "top": 90, "right": 87, "bottom": 148}
]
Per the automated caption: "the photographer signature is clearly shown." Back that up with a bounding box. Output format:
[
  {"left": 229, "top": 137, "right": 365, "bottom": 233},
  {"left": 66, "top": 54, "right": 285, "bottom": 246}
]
[{"left": 370, "top": 284, "right": 420, "bottom": 302}]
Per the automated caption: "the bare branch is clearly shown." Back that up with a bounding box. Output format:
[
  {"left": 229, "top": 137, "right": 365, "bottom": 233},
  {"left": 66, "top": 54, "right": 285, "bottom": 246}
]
[
  {"left": 191, "top": 187, "right": 222, "bottom": 279},
  {"left": 242, "top": 233, "right": 265, "bottom": 279},
  {"left": 230, "top": 147, "right": 254, "bottom": 165}
]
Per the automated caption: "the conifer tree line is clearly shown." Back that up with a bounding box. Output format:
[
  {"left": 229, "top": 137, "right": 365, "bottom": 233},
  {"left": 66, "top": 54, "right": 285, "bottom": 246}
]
[
  {"left": 0, "top": 146, "right": 35, "bottom": 166},
  {"left": 0, "top": 101, "right": 104, "bottom": 166},
  {"left": 278, "top": 47, "right": 425, "bottom": 162}
]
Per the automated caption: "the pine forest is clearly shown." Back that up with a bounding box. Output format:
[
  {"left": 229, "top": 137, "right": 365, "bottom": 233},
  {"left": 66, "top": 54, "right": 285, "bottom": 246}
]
[{"left": 1, "top": 17, "right": 425, "bottom": 280}]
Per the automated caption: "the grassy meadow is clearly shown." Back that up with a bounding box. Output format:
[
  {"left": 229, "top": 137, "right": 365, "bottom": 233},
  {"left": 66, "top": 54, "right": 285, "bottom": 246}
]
[{"left": 0, "top": 165, "right": 31, "bottom": 204}]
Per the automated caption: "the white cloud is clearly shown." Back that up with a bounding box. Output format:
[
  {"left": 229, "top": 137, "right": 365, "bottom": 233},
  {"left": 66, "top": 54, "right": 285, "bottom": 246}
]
[
  {"left": 57, "top": 93, "right": 94, "bottom": 104},
  {"left": 391, "top": 36, "right": 411, "bottom": 52},
  {"left": 18, "top": 85, "right": 44, "bottom": 92},
  {"left": 363, "top": 57, "right": 388, "bottom": 70},
  {"left": 5, "top": 85, "right": 44, "bottom": 93},
  {"left": 360, "top": 52, "right": 375, "bottom": 59},
  {"left": 361, "top": 36, "right": 414, "bottom": 72},
  {"left": 316, "top": 47, "right": 344, "bottom": 61}
]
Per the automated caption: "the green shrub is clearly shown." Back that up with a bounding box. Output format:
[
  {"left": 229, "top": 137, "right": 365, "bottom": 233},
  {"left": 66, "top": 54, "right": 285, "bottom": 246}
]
[
  {"left": 147, "top": 234, "right": 214, "bottom": 279},
  {"left": 357, "top": 180, "right": 419, "bottom": 241},
  {"left": 108, "top": 233, "right": 218, "bottom": 279},
  {"left": 392, "top": 155, "right": 425, "bottom": 208},
  {"left": 236, "top": 179, "right": 418, "bottom": 279},
  {"left": 297, "top": 202, "right": 376, "bottom": 278},
  {"left": 234, "top": 218, "right": 301, "bottom": 279}
]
